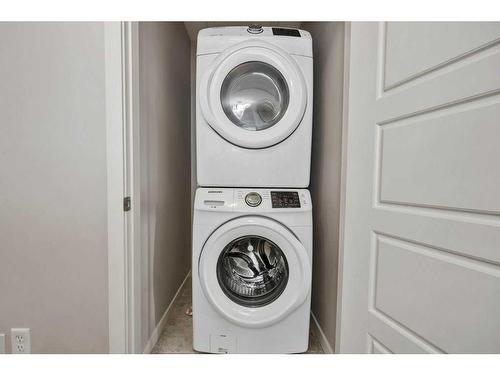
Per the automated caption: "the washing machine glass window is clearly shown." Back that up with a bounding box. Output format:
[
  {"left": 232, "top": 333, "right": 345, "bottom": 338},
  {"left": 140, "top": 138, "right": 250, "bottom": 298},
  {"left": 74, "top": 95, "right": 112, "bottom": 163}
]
[
  {"left": 220, "top": 61, "right": 290, "bottom": 131},
  {"left": 216, "top": 235, "right": 289, "bottom": 307}
]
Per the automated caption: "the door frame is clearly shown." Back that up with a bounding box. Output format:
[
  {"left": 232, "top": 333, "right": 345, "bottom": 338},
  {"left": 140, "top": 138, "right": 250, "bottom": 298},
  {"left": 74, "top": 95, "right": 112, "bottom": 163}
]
[
  {"left": 104, "top": 21, "right": 141, "bottom": 354},
  {"left": 334, "top": 21, "right": 353, "bottom": 354}
]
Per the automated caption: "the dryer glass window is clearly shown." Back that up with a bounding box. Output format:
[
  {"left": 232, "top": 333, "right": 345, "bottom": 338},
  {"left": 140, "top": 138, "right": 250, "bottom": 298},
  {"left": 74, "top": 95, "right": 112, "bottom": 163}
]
[
  {"left": 217, "top": 235, "right": 289, "bottom": 307},
  {"left": 220, "top": 61, "right": 290, "bottom": 131}
]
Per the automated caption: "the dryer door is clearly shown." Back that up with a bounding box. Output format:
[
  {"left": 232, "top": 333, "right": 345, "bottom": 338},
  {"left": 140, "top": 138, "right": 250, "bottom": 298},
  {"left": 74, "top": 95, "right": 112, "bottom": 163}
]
[
  {"left": 199, "top": 216, "right": 311, "bottom": 328},
  {"left": 199, "top": 40, "right": 307, "bottom": 149}
]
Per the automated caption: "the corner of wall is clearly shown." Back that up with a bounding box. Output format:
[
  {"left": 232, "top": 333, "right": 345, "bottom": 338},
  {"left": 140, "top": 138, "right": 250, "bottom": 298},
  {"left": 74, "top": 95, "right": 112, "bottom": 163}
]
[{"left": 301, "top": 21, "right": 346, "bottom": 354}]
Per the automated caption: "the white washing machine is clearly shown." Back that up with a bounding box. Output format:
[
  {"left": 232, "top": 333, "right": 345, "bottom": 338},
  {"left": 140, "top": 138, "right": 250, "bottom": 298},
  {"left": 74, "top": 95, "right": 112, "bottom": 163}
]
[
  {"left": 196, "top": 26, "right": 313, "bottom": 188},
  {"left": 192, "top": 187, "right": 312, "bottom": 353}
]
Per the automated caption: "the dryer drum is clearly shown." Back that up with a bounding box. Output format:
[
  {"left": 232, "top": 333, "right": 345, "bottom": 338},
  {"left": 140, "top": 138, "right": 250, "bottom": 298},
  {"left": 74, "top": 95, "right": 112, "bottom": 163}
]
[
  {"left": 216, "top": 235, "right": 289, "bottom": 308},
  {"left": 220, "top": 61, "right": 290, "bottom": 131}
]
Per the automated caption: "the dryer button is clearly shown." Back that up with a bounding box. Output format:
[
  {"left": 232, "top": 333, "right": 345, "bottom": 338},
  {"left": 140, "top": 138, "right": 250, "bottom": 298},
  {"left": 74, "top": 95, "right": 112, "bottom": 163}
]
[
  {"left": 247, "top": 24, "right": 263, "bottom": 34},
  {"left": 245, "top": 192, "right": 262, "bottom": 207}
]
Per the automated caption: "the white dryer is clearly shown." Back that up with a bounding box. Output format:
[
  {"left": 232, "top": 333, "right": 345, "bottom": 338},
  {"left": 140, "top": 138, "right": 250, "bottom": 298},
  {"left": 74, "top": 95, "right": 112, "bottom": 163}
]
[
  {"left": 192, "top": 187, "right": 312, "bottom": 353},
  {"left": 196, "top": 26, "right": 313, "bottom": 188}
]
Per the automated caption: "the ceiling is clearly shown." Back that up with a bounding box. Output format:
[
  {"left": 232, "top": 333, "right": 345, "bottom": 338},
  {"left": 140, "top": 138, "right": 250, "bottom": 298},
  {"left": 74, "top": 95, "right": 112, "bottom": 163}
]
[{"left": 184, "top": 22, "right": 302, "bottom": 41}]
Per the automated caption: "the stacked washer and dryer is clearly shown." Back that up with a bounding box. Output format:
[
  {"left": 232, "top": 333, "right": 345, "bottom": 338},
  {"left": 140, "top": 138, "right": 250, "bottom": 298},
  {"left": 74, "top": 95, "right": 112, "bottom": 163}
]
[{"left": 193, "top": 25, "right": 314, "bottom": 353}]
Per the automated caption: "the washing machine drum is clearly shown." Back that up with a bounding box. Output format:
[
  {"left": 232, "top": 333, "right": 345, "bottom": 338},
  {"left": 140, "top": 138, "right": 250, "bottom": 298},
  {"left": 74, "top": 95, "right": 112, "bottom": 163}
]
[
  {"left": 217, "top": 235, "right": 289, "bottom": 307},
  {"left": 199, "top": 216, "right": 311, "bottom": 328},
  {"left": 199, "top": 40, "right": 307, "bottom": 149}
]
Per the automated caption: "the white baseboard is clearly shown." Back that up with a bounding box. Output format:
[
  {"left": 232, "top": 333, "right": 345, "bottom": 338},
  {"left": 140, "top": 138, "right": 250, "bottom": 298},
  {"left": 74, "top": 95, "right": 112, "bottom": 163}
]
[
  {"left": 310, "top": 311, "right": 334, "bottom": 354},
  {"left": 143, "top": 270, "right": 191, "bottom": 354}
]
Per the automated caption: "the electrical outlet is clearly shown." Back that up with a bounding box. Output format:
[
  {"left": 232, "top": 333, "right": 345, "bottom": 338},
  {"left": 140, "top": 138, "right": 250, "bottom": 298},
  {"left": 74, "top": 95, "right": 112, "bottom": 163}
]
[
  {"left": 11, "top": 328, "right": 31, "bottom": 354},
  {"left": 0, "top": 333, "right": 5, "bottom": 354}
]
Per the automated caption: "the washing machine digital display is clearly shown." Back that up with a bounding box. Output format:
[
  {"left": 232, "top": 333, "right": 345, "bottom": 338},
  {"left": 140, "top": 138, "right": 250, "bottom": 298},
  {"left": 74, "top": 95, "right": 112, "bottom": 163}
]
[{"left": 271, "top": 191, "right": 301, "bottom": 208}]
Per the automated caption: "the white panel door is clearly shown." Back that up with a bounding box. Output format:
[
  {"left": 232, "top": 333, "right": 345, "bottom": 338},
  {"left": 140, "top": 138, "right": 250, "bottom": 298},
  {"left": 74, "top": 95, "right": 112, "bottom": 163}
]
[{"left": 339, "top": 22, "right": 500, "bottom": 354}]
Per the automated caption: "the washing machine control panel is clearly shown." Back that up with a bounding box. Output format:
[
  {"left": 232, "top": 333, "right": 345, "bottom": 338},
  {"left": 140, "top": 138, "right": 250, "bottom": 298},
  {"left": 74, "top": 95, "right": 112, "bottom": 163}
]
[
  {"left": 233, "top": 189, "right": 310, "bottom": 212},
  {"left": 270, "top": 191, "right": 301, "bottom": 208},
  {"left": 195, "top": 188, "right": 311, "bottom": 212}
]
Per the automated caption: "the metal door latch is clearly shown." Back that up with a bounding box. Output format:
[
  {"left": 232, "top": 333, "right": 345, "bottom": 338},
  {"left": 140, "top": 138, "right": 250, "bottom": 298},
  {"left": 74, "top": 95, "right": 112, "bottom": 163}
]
[{"left": 123, "top": 196, "right": 131, "bottom": 212}]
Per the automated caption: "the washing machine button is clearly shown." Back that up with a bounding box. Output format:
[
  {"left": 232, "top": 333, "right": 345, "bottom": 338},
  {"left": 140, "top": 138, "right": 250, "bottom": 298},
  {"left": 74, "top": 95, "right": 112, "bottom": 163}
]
[{"left": 245, "top": 192, "right": 262, "bottom": 207}]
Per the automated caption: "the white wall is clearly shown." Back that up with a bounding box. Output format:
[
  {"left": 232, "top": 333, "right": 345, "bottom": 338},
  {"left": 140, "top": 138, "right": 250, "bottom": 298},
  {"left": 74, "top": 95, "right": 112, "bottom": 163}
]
[
  {"left": 0, "top": 22, "right": 109, "bottom": 353},
  {"left": 302, "top": 22, "right": 345, "bottom": 352},
  {"left": 138, "top": 22, "right": 192, "bottom": 350}
]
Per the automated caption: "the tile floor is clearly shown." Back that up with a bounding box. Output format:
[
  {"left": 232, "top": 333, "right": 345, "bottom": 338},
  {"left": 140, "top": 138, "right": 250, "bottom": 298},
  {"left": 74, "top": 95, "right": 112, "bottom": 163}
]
[{"left": 151, "top": 276, "right": 324, "bottom": 354}]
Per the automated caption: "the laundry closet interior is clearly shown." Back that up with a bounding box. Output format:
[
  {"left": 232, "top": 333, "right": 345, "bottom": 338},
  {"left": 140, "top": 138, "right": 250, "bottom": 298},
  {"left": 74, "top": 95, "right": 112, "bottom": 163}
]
[{"left": 134, "top": 22, "right": 345, "bottom": 354}]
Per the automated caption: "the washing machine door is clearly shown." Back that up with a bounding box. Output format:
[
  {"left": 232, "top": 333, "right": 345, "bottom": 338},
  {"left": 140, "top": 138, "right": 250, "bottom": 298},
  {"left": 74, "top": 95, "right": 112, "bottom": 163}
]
[
  {"left": 199, "top": 216, "right": 311, "bottom": 328},
  {"left": 199, "top": 40, "right": 307, "bottom": 149}
]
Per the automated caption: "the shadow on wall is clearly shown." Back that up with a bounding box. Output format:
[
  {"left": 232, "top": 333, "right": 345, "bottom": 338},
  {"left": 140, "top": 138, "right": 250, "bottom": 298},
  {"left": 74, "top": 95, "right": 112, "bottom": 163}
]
[
  {"left": 303, "top": 21, "right": 345, "bottom": 354},
  {"left": 138, "top": 22, "right": 192, "bottom": 349}
]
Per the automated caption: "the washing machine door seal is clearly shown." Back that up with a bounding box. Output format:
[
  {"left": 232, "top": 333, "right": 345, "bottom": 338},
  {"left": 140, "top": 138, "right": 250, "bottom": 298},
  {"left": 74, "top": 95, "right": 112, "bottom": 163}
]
[
  {"left": 199, "top": 40, "right": 307, "bottom": 149},
  {"left": 199, "top": 216, "right": 311, "bottom": 328}
]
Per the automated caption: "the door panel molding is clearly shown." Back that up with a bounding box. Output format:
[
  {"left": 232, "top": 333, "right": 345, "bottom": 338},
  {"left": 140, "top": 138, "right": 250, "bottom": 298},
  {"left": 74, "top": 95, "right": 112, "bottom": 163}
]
[
  {"left": 377, "top": 94, "right": 500, "bottom": 215},
  {"left": 370, "top": 233, "right": 500, "bottom": 353},
  {"left": 367, "top": 233, "right": 445, "bottom": 354},
  {"left": 368, "top": 309, "right": 443, "bottom": 354},
  {"left": 339, "top": 22, "right": 500, "bottom": 353},
  {"left": 382, "top": 22, "right": 500, "bottom": 91},
  {"left": 377, "top": 44, "right": 500, "bottom": 122},
  {"left": 368, "top": 335, "right": 393, "bottom": 354}
]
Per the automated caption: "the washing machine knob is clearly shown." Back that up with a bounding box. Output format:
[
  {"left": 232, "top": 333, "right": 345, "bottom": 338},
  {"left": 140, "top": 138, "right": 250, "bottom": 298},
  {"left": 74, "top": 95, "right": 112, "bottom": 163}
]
[
  {"left": 245, "top": 192, "right": 262, "bottom": 207},
  {"left": 247, "top": 24, "right": 263, "bottom": 34}
]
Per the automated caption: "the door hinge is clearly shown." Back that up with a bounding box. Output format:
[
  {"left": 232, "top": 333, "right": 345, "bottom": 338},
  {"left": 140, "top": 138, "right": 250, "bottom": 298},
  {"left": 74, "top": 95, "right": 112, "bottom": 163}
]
[{"left": 123, "top": 196, "right": 131, "bottom": 212}]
